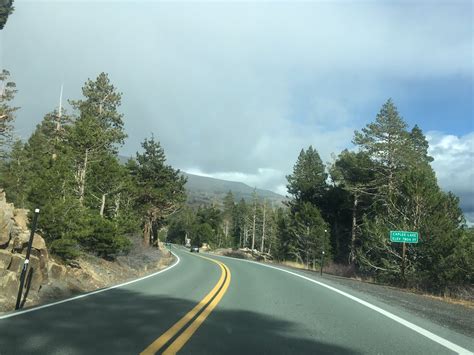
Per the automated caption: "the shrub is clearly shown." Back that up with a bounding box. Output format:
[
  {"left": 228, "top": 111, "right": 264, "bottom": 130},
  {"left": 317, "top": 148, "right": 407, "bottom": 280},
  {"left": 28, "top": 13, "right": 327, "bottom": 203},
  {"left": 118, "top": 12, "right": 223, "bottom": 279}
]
[{"left": 50, "top": 237, "right": 81, "bottom": 260}]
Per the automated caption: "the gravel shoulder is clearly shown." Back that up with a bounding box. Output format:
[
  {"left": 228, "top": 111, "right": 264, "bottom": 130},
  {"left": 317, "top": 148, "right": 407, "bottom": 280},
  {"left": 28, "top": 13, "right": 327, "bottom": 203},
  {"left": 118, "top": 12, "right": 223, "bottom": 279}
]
[{"left": 38, "top": 239, "right": 175, "bottom": 305}]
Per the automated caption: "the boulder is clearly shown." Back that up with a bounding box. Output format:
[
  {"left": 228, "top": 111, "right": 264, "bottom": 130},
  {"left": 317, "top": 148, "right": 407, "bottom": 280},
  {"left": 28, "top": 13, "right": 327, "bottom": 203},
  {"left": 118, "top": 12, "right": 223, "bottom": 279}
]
[
  {"left": 28, "top": 255, "right": 43, "bottom": 292},
  {"left": 8, "top": 253, "right": 24, "bottom": 274},
  {"left": 0, "top": 269, "right": 19, "bottom": 300},
  {"left": 10, "top": 231, "right": 29, "bottom": 253},
  {"left": 39, "top": 249, "right": 49, "bottom": 278},
  {"left": 0, "top": 249, "right": 12, "bottom": 269},
  {"left": 32, "top": 234, "right": 46, "bottom": 251},
  {"left": 48, "top": 262, "right": 67, "bottom": 280},
  {"left": 13, "top": 208, "right": 29, "bottom": 231},
  {"left": 10, "top": 232, "right": 45, "bottom": 252},
  {"left": 0, "top": 201, "right": 14, "bottom": 247}
]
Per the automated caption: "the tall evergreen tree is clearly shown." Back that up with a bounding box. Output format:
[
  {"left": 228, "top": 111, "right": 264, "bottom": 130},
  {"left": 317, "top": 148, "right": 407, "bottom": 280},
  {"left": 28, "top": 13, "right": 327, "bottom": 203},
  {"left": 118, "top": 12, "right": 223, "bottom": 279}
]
[
  {"left": 69, "top": 73, "right": 126, "bottom": 206},
  {"left": 0, "top": 139, "right": 28, "bottom": 206},
  {"left": 290, "top": 202, "right": 330, "bottom": 268},
  {"left": 353, "top": 100, "right": 467, "bottom": 289},
  {"left": 232, "top": 198, "right": 249, "bottom": 248},
  {"left": 353, "top": 99, "right": 409, "bottom": 207},
  {"left": 0, "top": 69, "right": 18, "bottom": 154},
  {"left": 0, "top": 1, "right": 14, "bottom": 30},
  {"left": 330, "top": 150, "right": 376, "bottom": 263},
  {"left": 130, "top": 136, "right": 187, "bottom": 246},
  {"left": 274, "top": 207, "right": 293, "bottom": 261},
  {"left": 286, "top": 146, "right": 327, "bottom": 206}
]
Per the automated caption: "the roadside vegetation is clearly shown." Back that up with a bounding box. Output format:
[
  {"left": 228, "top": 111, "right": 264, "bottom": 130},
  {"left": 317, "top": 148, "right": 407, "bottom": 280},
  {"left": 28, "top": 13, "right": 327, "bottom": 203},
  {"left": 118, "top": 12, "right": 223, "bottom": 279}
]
[
  {"left": 167, "top": 99, "right": 473, "bottom": 298},
  {"left": 0, "top": 21, "right": 471, "bottom": 298},
  {"left": 0, "top": 71, "right": 186, "bottom": 260}
]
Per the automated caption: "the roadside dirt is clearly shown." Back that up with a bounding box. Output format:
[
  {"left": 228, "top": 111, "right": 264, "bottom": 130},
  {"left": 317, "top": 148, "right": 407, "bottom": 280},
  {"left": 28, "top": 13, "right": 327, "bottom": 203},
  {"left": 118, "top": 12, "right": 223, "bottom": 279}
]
[{"left": 1, "top": 238, "right": 175, "bottom": 313}]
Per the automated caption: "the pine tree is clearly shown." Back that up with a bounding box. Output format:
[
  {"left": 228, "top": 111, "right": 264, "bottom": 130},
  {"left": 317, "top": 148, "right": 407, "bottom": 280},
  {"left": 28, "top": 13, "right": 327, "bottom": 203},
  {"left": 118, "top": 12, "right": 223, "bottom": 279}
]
[
  {"left": 286, "top": 146, "right": 327, "bottom": 206},
  {"left": 290, "top": 202, "right": 329, "bottom": 268},
  {"left": 0, "top": 1, "right": 14, "bottom": 30},
  {"left": 69, "top": 73, "right": 126, "bottom": 206},
  {"left": 130, "top": 136, "right": 187, "bottom": 246},
  {"left": 86, "top": 154, "right": 126, "bottom": 218},
  {"left": 0, "top": 69, "right": 18, "bottom": 154},
  {"left": 232, "top": 198, "right": 248, "bottom": 248},
  {"left": 330, "top": 149, "right": 376, "bottom": 263},
  {"left": 353, "top": 100, "right": 467, "bottom": 289},
  {"left": 0, "top": 139, "right": 29, "bottom": 206},
  {"left": 274, "top": 207, "right": 292, "bottom": 261}
]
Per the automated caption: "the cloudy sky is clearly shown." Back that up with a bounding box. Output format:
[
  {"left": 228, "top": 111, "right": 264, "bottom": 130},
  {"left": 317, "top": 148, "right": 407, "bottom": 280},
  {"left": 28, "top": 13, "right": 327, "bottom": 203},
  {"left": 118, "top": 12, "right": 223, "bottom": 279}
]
[{"left": 1, "top": 1, "right": 473, "bottom": 221}]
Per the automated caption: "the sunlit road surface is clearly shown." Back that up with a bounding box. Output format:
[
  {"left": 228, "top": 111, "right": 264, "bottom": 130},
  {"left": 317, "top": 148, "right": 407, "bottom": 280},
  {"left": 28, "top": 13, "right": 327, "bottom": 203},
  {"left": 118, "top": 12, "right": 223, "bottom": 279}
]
[{"left": 0, "top": 246, "right": 472, "bottom": 354}]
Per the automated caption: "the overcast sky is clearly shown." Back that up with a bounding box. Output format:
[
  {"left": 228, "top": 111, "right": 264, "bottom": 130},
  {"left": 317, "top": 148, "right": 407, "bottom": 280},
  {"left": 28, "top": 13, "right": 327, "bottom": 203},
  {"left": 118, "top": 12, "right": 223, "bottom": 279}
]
[{"left": 1, "top": 0, "right": 473, "bottom": 222}]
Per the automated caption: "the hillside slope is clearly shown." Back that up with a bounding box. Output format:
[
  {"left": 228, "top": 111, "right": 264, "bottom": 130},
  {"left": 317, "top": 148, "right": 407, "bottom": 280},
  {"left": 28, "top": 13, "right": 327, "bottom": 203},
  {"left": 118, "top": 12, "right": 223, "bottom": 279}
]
[
  {"left": 118, "top": 156, "right": 286, "bottom": 207},
  {"left": 183, "top": 172, "right": 286, "bottom": 207}
]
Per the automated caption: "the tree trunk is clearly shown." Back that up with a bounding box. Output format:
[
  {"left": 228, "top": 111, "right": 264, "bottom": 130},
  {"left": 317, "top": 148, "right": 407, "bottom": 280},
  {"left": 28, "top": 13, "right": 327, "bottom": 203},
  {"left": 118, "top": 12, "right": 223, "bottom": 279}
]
[
  {"left": 224, "top": 220, "right": 229, "bottom": 245},
  {"left": 260, "top": 203, "right": 266, "bottom": 253},
  {"left": 143, "top": 217, "right": 152, "bottom": 247},
  {"left": 100, "top": 193, "right": 106, "bottom": 217},
  {"left": 78, "top": 148, "right": 89, "bottom": 206},
  {"left": 114, "top": 193, "right": 121, "bottom": 218},
  {"left": 244, "top": 225, "right": 248, "bottom": 247},
  {"left": 350, "top": 192, "right": 359, "bottom": 264},
  {"left": 251, "top": 205, "right": 256, "bottom": 251}
]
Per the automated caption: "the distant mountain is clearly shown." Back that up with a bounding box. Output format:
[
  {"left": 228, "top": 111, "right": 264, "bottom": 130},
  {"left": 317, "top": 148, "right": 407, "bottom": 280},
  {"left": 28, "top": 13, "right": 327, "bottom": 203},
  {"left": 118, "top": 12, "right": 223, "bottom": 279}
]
[
  {"left": 118, "top": 156, "right": 287, "bottom": 207},
  {"left": 182, "top": 172, "right": 287, "bottom": 207}
]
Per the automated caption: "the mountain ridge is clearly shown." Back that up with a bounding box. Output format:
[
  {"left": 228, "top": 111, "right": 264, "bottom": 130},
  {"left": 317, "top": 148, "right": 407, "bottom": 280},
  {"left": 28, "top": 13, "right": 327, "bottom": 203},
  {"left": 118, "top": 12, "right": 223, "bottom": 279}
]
[
  {"left": 118, "top": 156, "right": 286, "bottom": 207},
  {"left": 182, "top": 172, "right": 286, "bottom": 207}
]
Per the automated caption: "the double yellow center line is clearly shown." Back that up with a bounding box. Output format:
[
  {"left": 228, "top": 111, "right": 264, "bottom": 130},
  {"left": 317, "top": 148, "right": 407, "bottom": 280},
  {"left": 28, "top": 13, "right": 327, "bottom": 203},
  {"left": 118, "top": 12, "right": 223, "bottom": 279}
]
[{"left": 141, "top": 254, "right": 231, "bottom": 355}]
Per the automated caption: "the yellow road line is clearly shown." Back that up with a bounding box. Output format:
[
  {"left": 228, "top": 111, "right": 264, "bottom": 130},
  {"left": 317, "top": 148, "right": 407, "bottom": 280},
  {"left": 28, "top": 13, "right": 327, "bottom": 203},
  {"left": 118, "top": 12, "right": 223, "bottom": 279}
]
[
  {"left": 141, "top": 253, "right": 230, "bottom": 355},
  {"left": 163, "top": 262, "right": 231, "bottom": 354}
]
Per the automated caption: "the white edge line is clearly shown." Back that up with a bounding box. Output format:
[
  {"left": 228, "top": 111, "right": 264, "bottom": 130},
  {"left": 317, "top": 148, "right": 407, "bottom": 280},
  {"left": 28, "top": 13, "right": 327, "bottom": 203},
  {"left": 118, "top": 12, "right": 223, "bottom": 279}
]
[
  {"left": 0, "top": 250, "right": 180, "bottom": 320},
  {"left": 209, "top": 252, "right": 473, "bottom": 355}
]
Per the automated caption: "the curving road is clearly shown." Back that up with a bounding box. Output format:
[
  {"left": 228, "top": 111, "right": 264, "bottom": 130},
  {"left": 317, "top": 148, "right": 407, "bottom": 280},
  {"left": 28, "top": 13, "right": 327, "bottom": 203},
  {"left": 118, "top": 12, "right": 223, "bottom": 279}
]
[{"left": 0, "top": 246, "right": 472, "bottom": 354}]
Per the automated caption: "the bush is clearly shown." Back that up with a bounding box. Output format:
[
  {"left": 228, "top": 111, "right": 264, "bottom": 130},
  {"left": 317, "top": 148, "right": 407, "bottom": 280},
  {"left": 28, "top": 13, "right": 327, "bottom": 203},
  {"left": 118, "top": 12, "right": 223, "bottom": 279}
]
[
  {"left": 50, "top": 237, "right": 81, "bottom": 260},
  {"left": 76, "top": 214, "right": 131, "bottom": 259}
]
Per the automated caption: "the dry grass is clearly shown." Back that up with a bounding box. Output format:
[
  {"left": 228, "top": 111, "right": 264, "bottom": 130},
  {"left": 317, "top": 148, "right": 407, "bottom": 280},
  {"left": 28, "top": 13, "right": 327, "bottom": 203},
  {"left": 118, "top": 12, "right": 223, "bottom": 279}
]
[
  {"left": 280, "top": 260, "right": 307, "bottom": 269},
  {"left": 277, "top": 259, "right": 473, "bottom": 307},
  {"left": 405, "top": 289, "right": 474, "bottom": 309}
]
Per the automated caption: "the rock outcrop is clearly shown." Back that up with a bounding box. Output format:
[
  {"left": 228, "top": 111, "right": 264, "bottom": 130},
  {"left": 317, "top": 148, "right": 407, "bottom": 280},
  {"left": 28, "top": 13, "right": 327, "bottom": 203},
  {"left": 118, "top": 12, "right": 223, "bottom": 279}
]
[
  {"left": 0, "top": 188, "right": 174, "bottom": 313},
  {"left": 0, "top": 189, "right": 50, "bottom": 310}
]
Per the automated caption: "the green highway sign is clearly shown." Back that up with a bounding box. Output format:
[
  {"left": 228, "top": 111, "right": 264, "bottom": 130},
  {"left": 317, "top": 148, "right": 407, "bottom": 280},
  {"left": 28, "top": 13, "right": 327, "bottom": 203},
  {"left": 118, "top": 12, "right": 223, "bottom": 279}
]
[{"left": 390, "top": 231, "right": 419, "bottom": 243}]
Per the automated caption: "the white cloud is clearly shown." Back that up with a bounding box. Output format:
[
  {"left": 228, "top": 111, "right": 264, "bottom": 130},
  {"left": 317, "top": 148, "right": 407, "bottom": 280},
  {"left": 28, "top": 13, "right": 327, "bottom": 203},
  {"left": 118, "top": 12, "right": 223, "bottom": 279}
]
[
  {"left": 428, "top": 131, "right": 474, "bottom": 224},
  {"left": 2, "top": 1, "right": 472, "bottom": 222}
]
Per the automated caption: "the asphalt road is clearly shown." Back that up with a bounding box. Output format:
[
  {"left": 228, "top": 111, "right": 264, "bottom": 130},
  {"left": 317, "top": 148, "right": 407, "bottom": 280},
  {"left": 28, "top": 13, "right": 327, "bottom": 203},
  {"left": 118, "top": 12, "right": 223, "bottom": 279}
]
[{"left": 0, "top": 246, "right": 472, "bottom": 354}]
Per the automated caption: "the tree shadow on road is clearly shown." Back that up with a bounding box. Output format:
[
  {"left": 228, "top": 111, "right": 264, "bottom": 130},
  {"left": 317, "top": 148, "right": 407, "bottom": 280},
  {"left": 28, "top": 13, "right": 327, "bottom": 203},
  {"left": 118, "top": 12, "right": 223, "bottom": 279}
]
[{"left": 0, "top": 287, "right": 359, "bottom": 355}]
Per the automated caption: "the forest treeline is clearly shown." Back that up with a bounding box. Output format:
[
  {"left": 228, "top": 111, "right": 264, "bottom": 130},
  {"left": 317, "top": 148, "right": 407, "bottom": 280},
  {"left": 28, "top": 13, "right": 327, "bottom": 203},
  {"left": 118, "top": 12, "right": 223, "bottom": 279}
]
[
  {"left": 1, "top": 70, "right": 472, "bottom": 295},
  {"left": 167, "top": 99, "right": 473, "bottom": 295},
  {"left": 0, "top": 71, "right": 186, "bottom": 259}
]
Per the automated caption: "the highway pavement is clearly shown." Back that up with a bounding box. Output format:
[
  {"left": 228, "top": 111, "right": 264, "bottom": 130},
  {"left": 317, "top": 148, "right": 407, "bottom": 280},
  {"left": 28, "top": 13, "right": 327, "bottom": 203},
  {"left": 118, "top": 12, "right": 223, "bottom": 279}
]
[{"left": 0, "top": 245, "right": 472, "bottom": 354}]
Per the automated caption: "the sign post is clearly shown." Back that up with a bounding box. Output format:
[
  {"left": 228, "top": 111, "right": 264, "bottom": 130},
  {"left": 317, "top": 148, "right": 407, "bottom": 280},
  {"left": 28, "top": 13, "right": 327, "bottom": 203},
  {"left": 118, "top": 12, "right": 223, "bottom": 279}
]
[
  {"left": 320, "top": 251, "right": 325, "bottom": 276},
  {"left": 389, "top": 231, "right": 419, "bottom": 243},
  {"left": 389, "top": 231, "right": 418, "bottom": 285}
]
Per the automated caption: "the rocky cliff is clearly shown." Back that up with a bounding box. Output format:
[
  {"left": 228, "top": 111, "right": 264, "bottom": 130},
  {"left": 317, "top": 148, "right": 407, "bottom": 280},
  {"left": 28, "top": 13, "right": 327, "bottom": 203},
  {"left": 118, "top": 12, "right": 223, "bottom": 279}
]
[
  {"left": 0, "top": 189, "right": 173, "bottom": 313},
  {"left": 0, "top": 189, "right": 52, "bottom": 310}
]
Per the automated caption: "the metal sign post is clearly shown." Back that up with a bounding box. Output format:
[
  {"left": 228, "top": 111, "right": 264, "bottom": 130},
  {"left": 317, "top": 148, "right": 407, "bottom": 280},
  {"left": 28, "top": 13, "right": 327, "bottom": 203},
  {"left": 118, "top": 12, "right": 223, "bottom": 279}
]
[
  {"left": 15, "top": 208, "right": 40, "bottom": 310},
  {"left": 389, "top": 231, "right": 418, "bottom": 285},
  {"left": 320, "top": 251, "right": 325, "bottom": 276}
]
